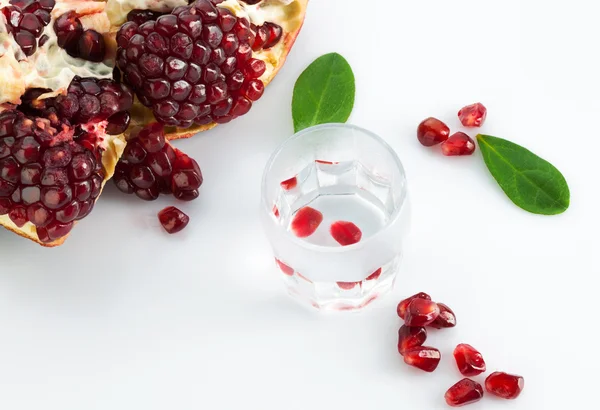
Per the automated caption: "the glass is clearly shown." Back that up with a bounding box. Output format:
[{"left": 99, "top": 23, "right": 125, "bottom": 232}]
[{"left": 261, "top": 124, "right": 410, "bottom": 311}]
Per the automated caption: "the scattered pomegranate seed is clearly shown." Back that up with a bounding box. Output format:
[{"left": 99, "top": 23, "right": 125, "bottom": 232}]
[
  {"left": 275, "top": 258, "right": 294, "bottom": 276},
  {"left": 330, "top": 221, "right": 362, "bottom": 246},
  {"left": 453, "top": 344, "right": 486, "bottom": 376},
  {"left": 290, "top": 206, "right": 323, "bottom": 238},
  {"left": 280, "top": 176, "right": 297, "bottom": 190},
  {"left": 365, "top": 267, "right": 382, "bottom": 281},
  {"left": 397, "top": 325, "right": 427, "bottom": 355},
  {"left": 445, "top": 378, "right": 484, "bottom": 407},
  {"left": 403, "top": 346, "right": 441, "bottom": 372},
  {"left": 157, "top": 206, "right": 189, "bottom": 234},
  {"left": 485, "top": 372, "right": 524, "bottom": 400},
  {"left": 272, "top": 204, "right": 279, "bottom": 218},
  {"left": 417, "top": 117, "right": 450, "bottom": 146},
  {"left": 441, "top": 132, "right": 476, "bottom": 156},
  {"left": 404, "top": 298, "right": 440, "bottom": 327},
  {"left": 458, "top": 103, "right": 487, "bottom": 127},
  {"left": 429, "top": 303, "right": 457, "bottom": 328},
  {"left": 337, "top": 281, "right": 360, "bottom": 290},
  {"left": 397, "top": 292, "right": 431, "bottom": 319}
]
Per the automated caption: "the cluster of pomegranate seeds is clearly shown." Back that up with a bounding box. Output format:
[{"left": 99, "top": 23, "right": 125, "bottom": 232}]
[
  {"left": 290, "top": 206, "right": 322, "bottom": 237},
  {"left": 158, "top": 206, "right": 189, "bottom": 234},
  {"left": 458, "top": 103, "right": 487, "bottom": 127},
  {"left": 115, "top": 0, "right": 281, "bottom": 127},
  {"left": 445, "top": 378, "right": 484, "bottom": 407},
  {"left": 453, "top": 344, "right": 486, "bottom": 376},
  {"left": 113, "top": 122, "right": 203, "bottom": 201},
  {"left": 53, "top": 11, "right": 106, "bottom": 62},
  {"left": 330, "top": 220, "right": 362, "bottom": 246},
  {"left": 2, "top": 0, "right": 55, "bottom": 56},
  {"left": 485, "top": 372, "right": 524, "bottom": 399}
]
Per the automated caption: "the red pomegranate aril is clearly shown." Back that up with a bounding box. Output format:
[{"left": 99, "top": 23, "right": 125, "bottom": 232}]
[
  {"left": 127, "top": 9, "right": 164, "bottom": 25},
  {"left": 441, "top": 132, "right": 476, "bottom": 156},
  {"left": 77, "top": 30, "right": 106, "bottom": 62},
  {"left": 106, "top": 112, "right": 131, "bottom": 135},
  {"left": 275, "top": 258, "right": 294, "bottom": 276},
  {"left": 365, "top": 267, "right": 382, "bottom": 281},
  {"left": 54, "top": 11, "right": 82, "bottom": 48},
  {"left": 453, "top": 344, "right": 486, "bottom": 376},
  {"left": 485, "top": 372, "right": 524, "bottom": 400},
  {"left": 26, "top": 203, "right": 52, "bottom": 227},
  {"left": 243, "top": 79, "right": 264, "bottom": 101},
  {"left": 158, "top": 206, "right": 189, "bottom": 234},
  {"left": 430, "top": 303, "right": 457, "bottom": 328},
  {"left": 55, "top": 201, "right": 80, "bottom": 223},
  {"left": 445, "top": 379, "right": 484, "bottom": 407},
  {"left": 137, "top": 122, "right": 165, "bottom": 153},
  {"left": 8, "top": 205, "right": 28, "bottom": 227},
  {"left": 458, "top": 103, "right": 487, "bottom": 127},
  {"left": 330, "top": 221, "right": 362, "bottom": 246},
  {"left": 290, "top": 206, "right": 323, "bottom": 238},
  {"left": 417, "top": 117, "right": 450, "bottom": 147},
  {"left": 280, "top": 176, "right": 297, "bottom": 190},
  {"left": 397, "top": 292, "right": 432, "bottom": 319},
  {"left": 397, "top": 325, "right": 427, "bottom": 355},
  {"left": 405, "top": 298, "right": 440, "bottom": 327},
  {"left": 403, "top": 346, "right": 441, "bottom": 372},
  {"left": 263, "top": 22, "right": 283, "bottom": 49},
  {"left": 252, "top": 24, "right": 268, "bottom": 50}
]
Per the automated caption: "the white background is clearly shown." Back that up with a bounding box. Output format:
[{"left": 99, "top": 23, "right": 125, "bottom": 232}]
[{"left": 1, "top": 0, "right": 599, "bottom": 408}]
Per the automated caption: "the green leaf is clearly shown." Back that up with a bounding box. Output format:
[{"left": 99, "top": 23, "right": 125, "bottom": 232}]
[
  {"left": 477, "top": 134, "right": 570, "bottom": 215},
  {"left": 292, "top": 53, "right": 355, "bottom": 132}
]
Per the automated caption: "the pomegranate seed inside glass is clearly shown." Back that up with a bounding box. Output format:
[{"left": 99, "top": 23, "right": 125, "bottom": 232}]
[{"left": 261, "top": 124, "right": 410, "bottom": 311}]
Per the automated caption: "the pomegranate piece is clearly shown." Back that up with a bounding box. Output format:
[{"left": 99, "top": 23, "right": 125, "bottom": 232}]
[
  {"left": 429, "top": 303, "right": 457, "bottom": 328},
  {"left": 158, "top": 206, "right": 189, "bottom": 234},
  {"left": 404, "top": 298, "right": 440, "bottom": 326},
  {"left": 275, "top": 258, "right": 294, "bottom": 276},
  {"left": 403, "top": 346, "right": 441, "bottom": 372},
  {"left": 3, "top": 0, "right": 55, "bottom": 56},
  {"left": 485, "top": 372, "right": 524, "bottom": 400},
  {"left": 365, "top": 267, "right": 382, "bottom": 281},
  {"left": 458, "top": 103, "right": 487, "bottom": 127},
  {"left": 453, "top": 344, "right": 486, "bottom": 376},
  {"left": 441, "top": 132, "right": 476, "bottom": 156},
  {"left": 417, "top": 117, "right": 450, "bottom": 146},
  {"left": 445, "top": 378, "right": 484, "bottom": 407},
  {"left": 290, "top": 206, "right": 322, "bottom": 238},
  {"left": 397, "top": 325, "right": 427, "bottom": 355},
  {"left": 330, "top": 221, "right": 362, "bottom": 246},
  {"left": 280, "top": 176, "right": 297, "bottom": 190},
  {"left": 397, "top": 292, "right": 431, "bottom": 319}
]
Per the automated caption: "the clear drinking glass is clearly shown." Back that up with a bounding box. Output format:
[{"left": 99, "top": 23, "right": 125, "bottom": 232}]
[{"left": 261, "top": 124, "right": 410, "bottom": 311}]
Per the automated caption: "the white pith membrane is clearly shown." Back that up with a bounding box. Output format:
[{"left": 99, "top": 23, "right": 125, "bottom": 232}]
[{"left": 0, "top": 0, "right": 306, "bottom": 245}]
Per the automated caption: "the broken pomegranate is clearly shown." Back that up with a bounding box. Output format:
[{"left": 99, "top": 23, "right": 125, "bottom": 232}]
[
  {"left": 403, "top": 346, "right": 441, "bottom": 372},
  {"left": 453, "top": 344, "right": 486, "bottom": 376},
  {"left": 404, "top": 298, "right": 440, "bottom": 327},
  {"left": 458, "top": 103, "right": 487, "bottom": 127},
  {"left": 158, "top": 206, "right": 189, "bottom": 234},
  {"left": 485, "top": 372, "right": 524, "bottom": 400},
  {"left": 397, "top": 325, "right": 427, "bottom": 355},
  {"left": 397, "top": 292, "right": 432, "bottom": 319},
  {"left": 290, "top": 206, "right": 323, "bottom": 238},
  {"left": 417, "top": 117, "right": 450, "bottom": 147},
  {"left": 445, "top": 378, "right": 484, "bottom": 407},
  {"left": 280, "top": 176, "right": 297, "bottom": 190},
  {"left": 429, "top": 302, "right": 457, "bottom": 328},
  {"left": 330, "top": 220, "right": 362, "bottom": 246},
  {"left": 441, "top": 132, "right": 476, "bottom": 156}
]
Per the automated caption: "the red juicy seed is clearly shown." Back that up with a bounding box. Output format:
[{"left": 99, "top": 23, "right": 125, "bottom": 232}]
[
  {"left": 127, "top": 9, "right": 164, "bottom": 25},
  {"left": 458, "top": 102, "right": 487, "bottom": 127},
  {"left": 445, "top": 379, "right": 484, "bottom": 407},
  {"left": 485, "top": 372, "right": 524, "bottom": 400},
  {"left": 137, "top": 122, "right": 165, "bottom": 153},
  {"left": 290, "top": 206, "right": 323, "bottom": 238},
  {"left": 397, "top": 325, "right": 427, "bottom": 355},
  {"left": 158, "top": 206, "right": 190, "bottom": 234},
  {"left": 77, "top": 30, "right": 106, "bottom": 62},
  {"left": 429, "top": 303, "right": 457, "bottom": 328},
  {"left": 243, "top": 79, "right": 264, "bottom": 101},
  {"left": 453, "top": 344, "right": 486, "bottom": 376},
  {"left": 15, "top": 31, "right": 36, "bottom": 55},
  {"left": 280, "top": 176, "right": 297, "bottom": 190},
  {"left": 245, "top": 58, "right": 266, "bottom": 78},
  {"left": 106, "top": 112, "right": 131, "bottom": 135},
  {"left": 218, "top": 8, "right": 237, "bottom": 32},
  {"left": 403, "top": 346, "right": 441, "bottom": 372},
  {"left": 365, "top": 267, "right": 382, "bottom": 280},
  {"left": 397, "top": 292, "right": 432, "bottom": 319},
  {"left": 54, "top": 11, "right": 82, "bottom": 49},
  {"left": 405, "top": 298, "right": 440, "bottom": 326},
  {"left": 9, "top": 205, "right": 27, "bottom": 227},
  {"left": 262, "top": 22, "right": 283, "bottom": 48},
  {"left": 27, "top": 203, "right": 52, "bottom": 227},
  {"left": 252, "top": 24, "right": 268, "bottom": 50},
  {"left": 337, "top": 282, "right": 360, "bottom": 290},
  {"left": 417, "top": 117, "right": 450, "bottom": 147},
  {"left": 275, "top": 258, "right": 294, "bottom": 276},
  {"left": 441, "top": 132, "right": 476, "bottom": 156},
  {"left": 330, "top": 221, "right": 362, "bottom": 246},
  {"left": 19, "top": 13, "right": 43, "bottom": 36},
  {"left": 0, "top": 198, "right": 12, "bottom": 214}
]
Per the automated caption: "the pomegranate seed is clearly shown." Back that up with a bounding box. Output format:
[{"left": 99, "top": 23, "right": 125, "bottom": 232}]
[
  {"left": 458, "top": 102, "right": 487, "bottom": 127},
  {"left": 158, "top": 206, "right": 189, "bottom": 234},
  {"left": 397, "top": 325, "right": 427, "bottom": 355},
  {"left": 365, "top": 267, "right": 382, "bottom": 281},
  {"left": 280, "top": 176, "right": 297, "bottom": 190},
  {"left": 417, "top": 117, "right": 450, "bottom": 146},
  {"left": 262, "top": 22, "right": 283, "bottom": 49},
  {"left": 8, "top": 205, "right": 27, "bottom": 227},
  {"left": 405, "top": 298, "right": 440, "bottom": 327},
  {"left": 275, "top": 258, "right": 294, "bottom": 276},
  {"left": 396, "top": 292, "right": 432, "bottom": 319},
  {"left": 445, "top": 379, "right": 484, "bottom": 407},
  {"left": 441, "top": 132, "right": 476, "bottom": 156},
  {"left": 330, "top": 221, "right": 362, "bottom": 246},
  {"left": 77, "top": 30, "right": 106, "bottom": 62},
  {"left": 429, "top": 303, "right": 457, "bottom": 328},
  {"left": 485, "top": 372, "right": 524, "bottom": 400},
  {"left": 453, "top": 344, "right": 486, "bottom": 376},
  {"left": 403, "top": 346, "right": 441, "bottom": 372},
  {"left": 290, "top": 206, "right": 323, "bottom": 238},
  {"left": 337, "top": 281, "right": 360, "bottom": 290}
]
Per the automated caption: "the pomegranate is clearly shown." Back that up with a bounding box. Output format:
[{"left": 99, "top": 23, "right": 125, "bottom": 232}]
[
  {"left": 158, "top": 205, "right": 189, "bottom": 234},
  {"left": 445, "top": 378, "right": 484, "bottom": 407},
  {"left": 417, "top": 117, "right": 450, "bottom": 146},
  {"left": 397, "top": 292, "right": 432, "bottom": 319},
  {"left": 441, "top": 132, "right": 476, "bottom": 156},
  {"left": 290, "top": 206, "right": 322, "bottom": 238},
  {"left": 403, "top": 346, "right": 441, "bottom": 372},
  {"left": 458, "top": 102, "right": 487, "bottom": 127},
  {"left": 485, "top": 372, "right": 524, "bottom": 400},
  {"left": 404, "top": 298, "right": 440, "bottom": 327},
  {"left": 453, "top": 343, "right": 486, "bottom": 376},
  {"left": 330, "top": 220, "right": 362, "bottom": 246},
  {"left": 429, "top": 302, "right": 457, "bottom": 328},
  {"left": 397, "top": 325, "right": 427, "bottom": 355}
]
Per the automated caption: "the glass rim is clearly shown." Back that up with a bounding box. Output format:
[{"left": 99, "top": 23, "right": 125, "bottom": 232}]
[{"left": 260, "top": 122, "right": 408, "bottom": 253}]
